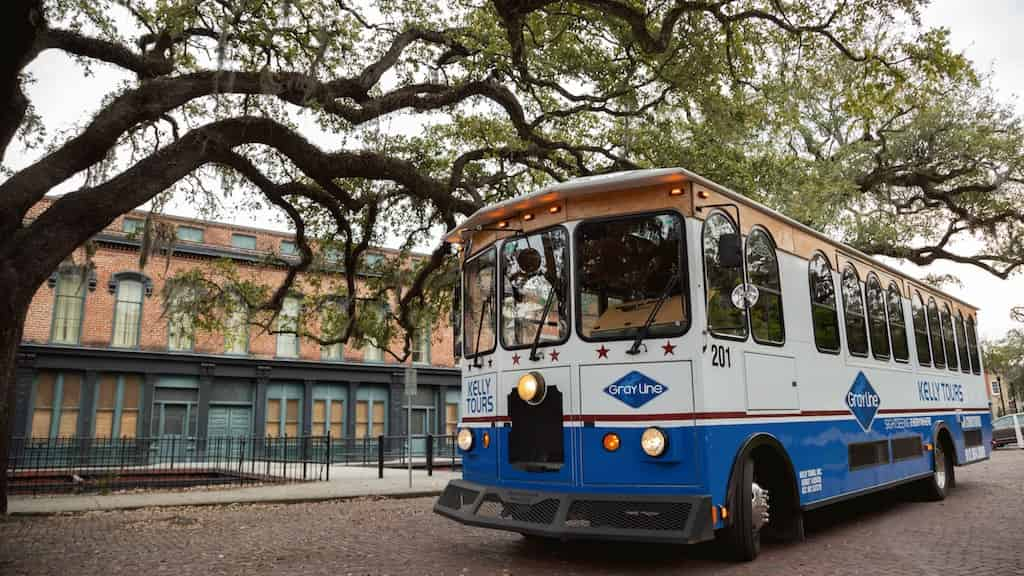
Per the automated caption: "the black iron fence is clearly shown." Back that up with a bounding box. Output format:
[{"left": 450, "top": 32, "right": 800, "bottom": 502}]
[
  {"left": 327, "top": 434, "right": 459, "bottom": 468},
  {"left": 7, "top": 435, "right": 332, "bottom": 494}
]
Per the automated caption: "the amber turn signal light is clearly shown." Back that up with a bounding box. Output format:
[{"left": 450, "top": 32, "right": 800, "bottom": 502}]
[
  {"left": 602, "top": 433, "right": 621, "bottom": 452},
  {"left": 482, "top": 432, "right": 491, "bottom": 448}
]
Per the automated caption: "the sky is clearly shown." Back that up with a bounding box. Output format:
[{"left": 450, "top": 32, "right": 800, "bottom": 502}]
[{"left": 5, "top": 0, "right": 1023, "bottom": 341}]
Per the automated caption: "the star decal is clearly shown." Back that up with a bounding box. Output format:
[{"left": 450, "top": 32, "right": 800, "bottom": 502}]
[
  {"left": 596, "top": 345, "right": 610, "bottom": 359},
  {"left": 662, "top": 341, "right": 677, "bottom": 356},
  {"left": 511, "top": 353, "right": 521, "bottom": 366},
  {"left": 549, "top": 349, "right": 560, "bottom": 362}
]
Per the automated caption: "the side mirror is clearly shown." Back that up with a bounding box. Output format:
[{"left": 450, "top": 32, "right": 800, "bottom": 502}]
[
  {"left": 515, "top": 247, "right": 542, "bottom": 275},
  {"left": 718, "top": 233, "right": 742, "bottom": 268}
]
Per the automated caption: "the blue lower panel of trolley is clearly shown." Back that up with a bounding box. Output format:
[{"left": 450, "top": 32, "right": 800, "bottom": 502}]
[{"left": 460, "top": 412, "right": 991, "bottom": 509}]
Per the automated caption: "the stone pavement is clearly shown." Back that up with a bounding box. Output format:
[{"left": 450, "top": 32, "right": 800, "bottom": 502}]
[
  {"left": 2, "top": 450, "right": 1022, "bottom": 575},
  {"left": 7, "top": 465, "right": 459, "bottom": 515}
]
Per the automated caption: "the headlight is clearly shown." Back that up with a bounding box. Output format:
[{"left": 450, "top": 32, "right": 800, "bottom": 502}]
[
  {"left": 517, "top": 372, "right": 547, "bottom": 405},
  {"left": 457, "top": 428, "right": 474, "bottom": 451},
  {"left": 641, "top": 427, "right": 667, "bottom": 457}
]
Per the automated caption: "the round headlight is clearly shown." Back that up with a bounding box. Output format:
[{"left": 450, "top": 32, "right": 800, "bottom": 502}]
[
  {"left": 517, "top": 372, "right": 547, "bottom": 405},
  {"left": 641, "top": 427, "right": 667, "bottom": 457},
  {"left": 457, "top": 428, "right": 474, "bottom": 451}
]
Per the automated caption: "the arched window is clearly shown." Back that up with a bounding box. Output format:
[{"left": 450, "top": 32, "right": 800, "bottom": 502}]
[
  {"left": 887, "top": 283, "right": 909, "bottom": 362},
  {"left": 703, "top": 212, "right": 747, "bottom": 339},
  {"left": 926, "top": 297, "right": 946, "bottom": 369},
  {"left": 808, "top": 253, "right": 840, "bottom": 353},
  {"left": 745, "top": 228, "right": 784, "bottom": 345},
  {"left": 51, "top": 269, "right": 85, "bottom": 344},
  {"left": 841, "top": 265, "right": 868, "bottom": 356},
  {"left": 966, "top": 315, "right": 981, "bottom": 374},
  {"left": 911, "top": 292, "right": 931, "bottom": 366},
  {"left": 940, "top": 303, "right": 958, "bottom": 371},
  {"left": 112, "top": 278, "right": 143, "bottom": 348},
  {"left": 865, "top": 275, "right": 889, "bottom": 360},
  {"left": 955, "top": 311, "right": 971, "bottom": 373},
  {"left": 166, "top": 285, "right": 196, "bottom": 351}
]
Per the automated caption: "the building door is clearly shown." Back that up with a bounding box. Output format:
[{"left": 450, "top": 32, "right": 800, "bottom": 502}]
[
  {"left": 207, "top": 405, "right": 252, "bottom": 458},
  {"left": 157, "top": 403, "right": 192, "bottom": 459},
  {"left": 409, "top": 407, "right": 432, "bottom": 456}
]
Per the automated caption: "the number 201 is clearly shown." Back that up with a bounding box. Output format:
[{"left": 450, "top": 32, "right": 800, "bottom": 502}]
[{"left": 711, "top": 344, "right": 732, "bottom": 368}]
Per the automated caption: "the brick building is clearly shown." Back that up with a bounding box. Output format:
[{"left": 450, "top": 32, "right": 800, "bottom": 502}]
[{"left": 11, "top": 199, "right": 460, "bottom": 445}]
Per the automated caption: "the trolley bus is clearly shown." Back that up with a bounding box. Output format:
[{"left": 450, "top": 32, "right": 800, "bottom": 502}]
[{"left": 433, "top": 168, "right": 992, "bottom": 560}]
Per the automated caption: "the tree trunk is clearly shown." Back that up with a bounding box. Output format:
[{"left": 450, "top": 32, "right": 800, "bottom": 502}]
[{"left": 0, "top": 270, "right": 28, "bottom": 516}]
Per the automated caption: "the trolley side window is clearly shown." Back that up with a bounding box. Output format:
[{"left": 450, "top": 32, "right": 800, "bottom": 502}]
[
  {"left": 703, "top": 212, "right": 747, "bottom": 339},
  {"left": 955, "top": 311, "right": 971, "bottom": 373},
  {"left": 941, "top": 303, "right": 959, "bottom": 371},
  {"left": 841, "top": 264, "right": 869, "bottom": 357},
  {"left": 865, "top": 274, "right": 890, "bottom": 360},
  {"left": 912, "top": 292, "right": 932, "bottom": 366},
  {"left": 966, "top": 315, "right": 981, "bottom": 374},
  {"left": 887, "top": 283, "right": 910, "bottom": 362},
  {"left": 576, "top": 212, "right": 688, "bottom": 341},
  {"left": 746, "top": 228, "right": 784, "bottom": 345},
  {"left": 808, "top": 253, "right": 840, "bottom": 353},
  {"left": 463, "top": 247, "right": 497, "bottom": 358},
  {"left": 926, "top": 297, "right": 946, "bottom": 369}
]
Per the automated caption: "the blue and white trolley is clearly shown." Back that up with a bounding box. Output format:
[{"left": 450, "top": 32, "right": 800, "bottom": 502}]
[{"left": 433, "top": 168, "right": 992, "bottom": 560}]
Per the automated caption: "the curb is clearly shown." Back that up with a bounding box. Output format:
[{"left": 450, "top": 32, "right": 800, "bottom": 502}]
[{"left": 7, "top": 489, "right": 444, "bottom": 517}]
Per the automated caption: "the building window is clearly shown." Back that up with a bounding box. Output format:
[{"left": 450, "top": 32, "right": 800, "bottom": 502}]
[
  {"left": 841, "top": 264, "right": 869, "bottom": 357},
  {"left": 865, "top": 275, "right": 890, "bottom": 360},
  {"left": 355, "top": 386, "right": 387, "bottom": 438},
  {"left": 112, "top": 278, "right": 144, "bottom": 348},
  {"left": 280, "top": 240, "right": 298, "bottom": 256},
  {"left": 940, "top": 303, "right": 959, "bottom": 371},
  {"left": 176, "top": 225, "right": 204, "bottom": 243},
  {"left": 320, "top": 298, "right": 346, "bottom": 361},
  {"left": 167, "top": 286, "right": 196, "bottom": 351},
  {"left": 51, "top": 269, "right": 85, "bottom": 345},
  {"left": 412, "top": 322, "right": 431, "bottom": 364},
  {"left": 926, "top": 297, "right": 946, "bottom": 369},
  {"left": 30, "top": 372, "right": 82, "bottom": 438},
  {"left": 276, "top": 296, "right": 301, "bottom": 358},
  {"left": 224, "top": 294, "right": 249, "bottom": 354},
  {"left": 808, "top": 253, "right": 840, "bottom": 353},
  {"left": 887, "top": 283, "right": 910, "bottom": 362},
  {"left": 703, "top": 212, "right": 747, "bottom": 339},
  {"left": 231, "top": 233, "right": 257, "bottom": 250},
  {"left": 912, "top": 292, "right": 931, "bottom": 366},
  {"left": 992, "top": 379, "right": 1002, "bottom": 396},
  {"left": 362, "top": 301, "right": 387, "bottom": 362},
  {"left": 123, "top": 217, "right": 143, "bottom": 235},
  {"left": 313, "top": 385, "right": 346, "bottom": 438},
  {"left": 266, "top": 384, "right": 303, "bottom": 437},
  {"left": 362, "top": 253, "right": 384, "bottom": 270},
  {"left": 324, "top": 247, "right": 342, "bottom": 264},
  {"left": 95, "top": 374, "right": 142, "bottom": 439},
  {"left": 745, "top": 228, "right": 783, "bottom": 345}
]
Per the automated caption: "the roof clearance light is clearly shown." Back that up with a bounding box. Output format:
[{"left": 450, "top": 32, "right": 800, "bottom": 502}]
[
  {"left": 548, "top": 205, "right": 561, "bottom": 214},
  {"left": 697, "top": 189, "right": 710, "bottom": 200},
  {"left": 523, "top": 213, "right": 535, "bottom": 221},
  {"left": 641, "top": 427, "right": 668, "bottom": 457},
  {"left": 517, "top": 372, "right": 547, "bottom": 405},
  {"left": 497, "top": 220, "right": 508, "bottom": 229},
  {"left": 669, "top": 187, "right": 684, "bottom": 196}
]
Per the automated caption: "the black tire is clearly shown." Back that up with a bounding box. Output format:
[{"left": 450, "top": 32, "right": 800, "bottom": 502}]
[
  {"left": 722, "top": 456, "right": 761, "bottom": 561},
  {"left": 920, "top": 436, "right": 955, "bottom": 501}
]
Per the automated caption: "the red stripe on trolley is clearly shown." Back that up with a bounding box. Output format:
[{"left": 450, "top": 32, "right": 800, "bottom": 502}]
[{"left": 459, "top": 407, "right": 988, "bottom": 425}]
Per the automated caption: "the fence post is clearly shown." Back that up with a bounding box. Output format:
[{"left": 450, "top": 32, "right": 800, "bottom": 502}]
[
  {"left": 326, "top": 431, "right": 331, "bottom": 482},
  {"left": 377, "top": 434, "right": 384, "bottom": 479},
  {"left": 426, "top": 433, "right": 433, "bottom": 477}
]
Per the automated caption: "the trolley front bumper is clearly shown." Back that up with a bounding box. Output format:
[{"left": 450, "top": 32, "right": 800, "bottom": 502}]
[{"left": 433, "top": 479, "right": 715, "bottom": 544}]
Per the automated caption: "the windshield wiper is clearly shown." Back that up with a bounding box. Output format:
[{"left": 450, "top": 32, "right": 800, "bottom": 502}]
[
  {"left": 471, "top": 294, "right": 492, "bottom": 368},
  {"left": 626, "top": 273, "right": 679, "bottom": 355},
  {"left": 529, "top": 284, "right": 558, "bottom": 361}
]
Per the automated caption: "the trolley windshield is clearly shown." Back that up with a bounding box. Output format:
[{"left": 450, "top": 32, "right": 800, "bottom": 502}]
[
  {"left": 576, "top": 212, "right": 688, "bottom": 340},
  {"left": 463, "top": 247, "right": 497, "bottom": 357},
  {"left": 500, "top": 227, "right": 569, "bottom": 348}
]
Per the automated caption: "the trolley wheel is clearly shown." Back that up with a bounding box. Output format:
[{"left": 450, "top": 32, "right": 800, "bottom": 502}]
[
  {"left": 721, "top": 456, "right": 765, "bottom": 561},
  {"left": 919, "top": 437, "right": 955, "bottom": 501}
]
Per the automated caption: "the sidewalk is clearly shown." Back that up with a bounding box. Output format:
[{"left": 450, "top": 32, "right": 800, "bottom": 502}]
[{"left": 8, "top": 465, "right": 459, "bottom": 515}]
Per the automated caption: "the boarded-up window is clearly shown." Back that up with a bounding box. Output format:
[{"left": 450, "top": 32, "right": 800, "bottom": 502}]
[
  {"left": 285, "top": 399, "right": 299, "bottom": 436},
  {"left": 330, "top": 401, "right": 344, "bottom": 438},
  {"left": 266, "top": 399, "right": 281, "bottom": 437},
  {"left": 95, "top": 375, "right": 118, "bottom": 438},
  {"left": 445, "top": 403, "right": 458, "bottom": 436},
  {"left": 313, "top": 400, "right": 327, "bottom": 435},
  {"left": 31, "top": 373, "right": 56, "bottom": 438},
  {"left": 356, "top": 400, "right": 369, "bottom": 439},
  {"left": 372, "top": 402, "right": 385, "bottom": 437},
  {"left": 121, "top": 376, "right": 141, "bottom": 438},
  {"left": 58, "top": 374, "right": 82, "bottom": 437}
]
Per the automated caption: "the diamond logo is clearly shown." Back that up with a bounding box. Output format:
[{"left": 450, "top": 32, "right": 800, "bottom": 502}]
[
  {"left": 604, "top": 371, "right": 668, "bottom": 408},
  {"left": 846, "top": 371, "right": 881, "bottom": 432}
]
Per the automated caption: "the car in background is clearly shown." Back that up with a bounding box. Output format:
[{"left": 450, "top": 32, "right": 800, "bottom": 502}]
[{"left": 992, "top": 413, "right": 1023, "bottom": 448}]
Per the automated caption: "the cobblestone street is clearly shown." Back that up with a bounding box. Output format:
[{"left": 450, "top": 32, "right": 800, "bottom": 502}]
[{"left": 3, "top": 449, "right": 1023, "bottom": 576}]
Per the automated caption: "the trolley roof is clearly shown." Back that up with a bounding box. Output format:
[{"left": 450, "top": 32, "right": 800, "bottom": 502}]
[{"left": 445, "top": 167, "right": 978, "bottom": 311}]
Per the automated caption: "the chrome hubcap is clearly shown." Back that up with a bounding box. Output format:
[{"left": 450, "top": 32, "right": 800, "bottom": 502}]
[
  {"left": 934, "top": 443, "right": 947, "bottom": 490},
  {"left": 751, "top": 482, "right": 770, "bottom": 531}
]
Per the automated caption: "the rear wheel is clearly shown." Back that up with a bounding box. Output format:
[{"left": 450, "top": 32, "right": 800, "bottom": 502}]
[{"left": 722, "top": 456, "right": 766, "bottom": 561}]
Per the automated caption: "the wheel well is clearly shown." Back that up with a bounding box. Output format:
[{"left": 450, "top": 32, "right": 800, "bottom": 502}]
[
  {"left": 936, "top": 426, "right": 957, "bottom": 465},
  {"left": 727, "top": 435, "right": 800, "bottom": 532}
]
